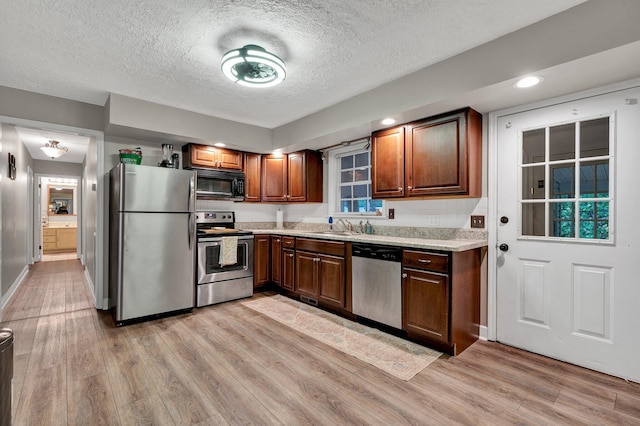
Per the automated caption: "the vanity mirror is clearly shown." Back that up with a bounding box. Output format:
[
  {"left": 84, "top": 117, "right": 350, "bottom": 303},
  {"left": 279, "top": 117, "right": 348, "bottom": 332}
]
[{"left": 48, "top": 185, "right": 75, "bottom": 215}]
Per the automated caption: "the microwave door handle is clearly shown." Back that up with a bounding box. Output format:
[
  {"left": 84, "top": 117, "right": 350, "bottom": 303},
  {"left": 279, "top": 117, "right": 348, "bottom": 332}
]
[{"left": 197, "top": 190, "right": 233, "bottom": 196}]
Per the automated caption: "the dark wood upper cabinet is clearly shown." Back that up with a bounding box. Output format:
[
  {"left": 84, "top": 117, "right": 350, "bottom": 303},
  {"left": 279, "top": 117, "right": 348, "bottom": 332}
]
[
  {"left": 182, "top": 143, "right": 243, "bottom": 170},
  {"left": 261, "top": 154, "right": 289, "bottom": 202},
  {"left": 243, "top": 152, "right": 261, "bottom": 202},
  {"left": 372, "top": 126, "right": 405, "bottom": 198},
  {"left": 261, "top": 150, "right": 323, "bottom": 202},
  {"left": 372, "top": 107, "right": 482, "bottom": 199}
]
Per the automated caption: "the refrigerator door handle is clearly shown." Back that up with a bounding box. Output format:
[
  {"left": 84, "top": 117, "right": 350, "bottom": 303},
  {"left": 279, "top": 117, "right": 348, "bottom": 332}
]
[{"left": 188, "top": 213, "right": 194, "bottom": 249}]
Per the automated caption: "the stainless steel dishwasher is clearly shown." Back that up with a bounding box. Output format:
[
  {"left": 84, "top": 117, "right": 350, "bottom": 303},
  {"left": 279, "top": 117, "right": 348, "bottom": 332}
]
[{"left": 351, "top": 243, "right": 403, "bottom": 329}]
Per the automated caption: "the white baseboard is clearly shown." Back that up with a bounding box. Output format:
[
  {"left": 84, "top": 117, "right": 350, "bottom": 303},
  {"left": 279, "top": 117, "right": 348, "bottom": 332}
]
[
  {"left": 83, "top": 267, "right": 98, "bottom": 308},
  {"left": 479, "top": 325, "right": 488, "bottom": 341},
  {"left": 0, "top": 265, "right": 30, "bottom": 321}
]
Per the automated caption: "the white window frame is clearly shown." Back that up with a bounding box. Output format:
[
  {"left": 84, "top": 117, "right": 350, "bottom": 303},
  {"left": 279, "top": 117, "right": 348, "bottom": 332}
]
[{"left": 327, "top": 139, "right": 386, "bottom": 218}]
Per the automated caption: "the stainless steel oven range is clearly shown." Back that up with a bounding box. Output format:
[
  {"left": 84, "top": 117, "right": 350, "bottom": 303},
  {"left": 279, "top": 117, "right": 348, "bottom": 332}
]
[{"left": 195, "top": 211, "right": 253, "bottom": 307}]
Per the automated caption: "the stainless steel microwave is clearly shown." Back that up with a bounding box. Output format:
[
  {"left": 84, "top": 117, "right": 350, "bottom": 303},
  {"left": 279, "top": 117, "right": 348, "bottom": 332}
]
[{"left": 194, "top": 169, "right": 245, "bottom": 201}]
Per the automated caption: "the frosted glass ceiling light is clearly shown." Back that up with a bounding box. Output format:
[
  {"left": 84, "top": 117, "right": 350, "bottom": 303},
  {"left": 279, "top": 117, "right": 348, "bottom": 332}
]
[
  {"left": 221, "top": 45, "right": 286, "bottom": 87},
  {"left": 40, "top": 140, "right": 68, "bottom": 159}
]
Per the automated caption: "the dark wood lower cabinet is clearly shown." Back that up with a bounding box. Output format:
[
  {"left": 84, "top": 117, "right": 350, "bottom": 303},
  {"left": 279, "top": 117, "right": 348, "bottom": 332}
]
[
  {"left": 282, "top": 248, "right": 295, "bottom": 291},
  {"left": 402, "top": 268, "right": 449, "bottom": 342},
  {"left": 295, "top": 251, "right": 319, "bottom": 298},
  {"left": 270, "top": 236, "right": 282, "bottom": 286},
  {"left": 317, "top": 254, "right": 345, "bottom": 308},
  {"left": 253, "top": 235, "right": 271, "bottom": 289},
  {"left": 402, "top": 248, "right": 481, "bottom": 355}
]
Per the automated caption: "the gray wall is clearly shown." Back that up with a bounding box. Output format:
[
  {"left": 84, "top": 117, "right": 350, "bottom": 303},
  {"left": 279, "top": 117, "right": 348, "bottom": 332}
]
[
  {"left": 33, "top": 159, "right": 84, "bottom": 176},
  {"left": 83, "top": 137, "right": 98, "bottom": 290},
  {"left": 1, "top": 124, "right": 33, "bottom": 297},
  {"left": 0, "top": 86, "right": 103, "bottom": 131}
]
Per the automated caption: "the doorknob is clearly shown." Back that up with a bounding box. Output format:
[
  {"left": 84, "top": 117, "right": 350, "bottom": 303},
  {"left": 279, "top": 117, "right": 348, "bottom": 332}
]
[
  {"left": 499, "top": 243, "right": 509, "bottom": 252},
  {"left": 500, "top": 216, "right": 509, "bottom": 224}
]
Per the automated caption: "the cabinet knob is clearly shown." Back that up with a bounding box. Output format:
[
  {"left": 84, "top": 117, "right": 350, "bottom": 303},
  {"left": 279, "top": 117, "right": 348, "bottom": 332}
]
[
  {"left": 402, "top": 273, "right": 407, "bottom": 279},
  {"left": 276, "top": 239, "right": 281, "bottom": 243},
  {"left": 407, "top": 185, "right": 412, "bottom": 190},
  {"left": 288, "top": 253, "right": 294, "bottom": 258},
  {"left": 398, "top": 187, "right": 403, "bottom": 191}
]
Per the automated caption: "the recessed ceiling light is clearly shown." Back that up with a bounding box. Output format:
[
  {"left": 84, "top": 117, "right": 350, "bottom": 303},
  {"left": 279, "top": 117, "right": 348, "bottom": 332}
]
[
  {"left": 514, "top": 76, "right": 543, "bottom": 88},
  {"left": 214, "top": 142, "right": 226, "bottom": 147},
  {"left": 381, "top": 118, "right": 396, "bottom": 125}
]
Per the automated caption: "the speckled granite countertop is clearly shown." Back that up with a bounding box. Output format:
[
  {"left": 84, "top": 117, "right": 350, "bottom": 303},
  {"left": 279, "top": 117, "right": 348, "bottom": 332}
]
[{"left": 245, "top": 229, "right": 487, "bottom": 252}]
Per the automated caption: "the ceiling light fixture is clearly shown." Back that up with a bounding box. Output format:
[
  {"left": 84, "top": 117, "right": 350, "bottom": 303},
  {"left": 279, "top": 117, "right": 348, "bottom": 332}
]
[
  {"left": 381, "top": 118, "right": 396, "bottom": 125},
  {"left": 40, "top": 140, "right": 68, "bottom": 159},
  {"left": 514, "top": 76, "right": 543, "bottom": 88},
  {"left": 214, "top": 142, "right": 226, "bottom": 147},
  {"left": 221, "top": 44, "right": 286, "bottom": 88}
]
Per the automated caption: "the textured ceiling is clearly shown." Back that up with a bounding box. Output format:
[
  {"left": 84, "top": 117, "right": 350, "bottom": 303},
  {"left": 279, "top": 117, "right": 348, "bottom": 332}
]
[{"left": 0, "top": 0, "right": 586, "bottom": 129}]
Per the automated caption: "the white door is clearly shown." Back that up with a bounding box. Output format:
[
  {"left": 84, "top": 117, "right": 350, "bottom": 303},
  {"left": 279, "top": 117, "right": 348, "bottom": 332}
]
[{"left": 496, "top": 85, "right": 640, "bottom": 382}]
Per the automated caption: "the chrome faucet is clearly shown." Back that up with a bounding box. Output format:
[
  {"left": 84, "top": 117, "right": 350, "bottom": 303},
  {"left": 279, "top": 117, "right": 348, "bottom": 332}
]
[{"left": 337, "top": 218, "right": 353, "bottom": 232}]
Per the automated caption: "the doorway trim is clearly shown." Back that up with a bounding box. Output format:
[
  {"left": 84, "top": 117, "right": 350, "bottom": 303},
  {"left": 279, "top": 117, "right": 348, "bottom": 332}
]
[{"left": 487, "top": 76, "right": 640, "bottom": 342}]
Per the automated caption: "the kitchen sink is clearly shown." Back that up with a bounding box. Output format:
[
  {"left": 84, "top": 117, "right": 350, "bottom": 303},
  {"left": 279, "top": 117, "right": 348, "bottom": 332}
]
[{"left": 312, "top": 230, "right": 354, "bottom": 236}]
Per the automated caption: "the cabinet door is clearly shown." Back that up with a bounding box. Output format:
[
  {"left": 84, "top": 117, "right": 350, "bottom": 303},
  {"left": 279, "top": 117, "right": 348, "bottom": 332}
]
[
  {"left": 253, "top": 235, "right": 271, "bottom": 288},
  {"left": 190, "top": 145, "right": 219, "bottom": 168},
  {"left": 56, "top": 228, "right": 77, "bottom": 250},
  {"left": 372, "top": 126, "right": 405, "bottom": 198},
  {"left": 282, "top": 248, "right": 295, "bottom": 291},
  {"left": 406, "top": 113, "right": 466, "bottom": 196},
  {"left": 318, "top": 254, "right": 345, "bottom": 308},
  {"left": 402, "top": 268, "right": 449, "bottom": 342},
  {"left": 261, "top": 155, "right": 288, "bottom": 202},
  {"left": 217, "top": 148, "right": 243, "bottom": 170},
  {"left": 244, "top": 153, "right": 261, "bottom": 202},
  {"left": 270, "top": 236, "right": 282, "bottom": 285},
  {"left": 295, "top": 251, "right": 319, "bottom": 298},
  {"left": 287, "top": 152, "right": 306, "bottom": 202}
]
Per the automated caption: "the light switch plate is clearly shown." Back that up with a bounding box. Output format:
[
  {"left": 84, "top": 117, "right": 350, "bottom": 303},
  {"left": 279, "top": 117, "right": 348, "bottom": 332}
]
[
  {"left": 388, "top": 208, "right": 395, "bottom": 219},
  {"left": 471, "top": 215, "right": 485, "bottom": 228}
]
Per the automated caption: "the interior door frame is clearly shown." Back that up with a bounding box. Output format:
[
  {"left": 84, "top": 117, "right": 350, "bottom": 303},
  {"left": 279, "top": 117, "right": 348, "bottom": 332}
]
[{"left": 487, "top": 77, "right": 640, "bottom": 341}]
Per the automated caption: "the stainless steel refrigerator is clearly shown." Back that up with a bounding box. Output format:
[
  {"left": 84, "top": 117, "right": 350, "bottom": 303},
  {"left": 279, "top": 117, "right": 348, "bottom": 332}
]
[{"left": 109, "top": 163, "right": 196, "bottom": 324}]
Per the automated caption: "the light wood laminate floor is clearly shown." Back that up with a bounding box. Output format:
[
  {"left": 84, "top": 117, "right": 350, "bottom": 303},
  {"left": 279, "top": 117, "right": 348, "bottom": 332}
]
[{"left": 2, "top": 260, "right": 640, "bottom": 425}]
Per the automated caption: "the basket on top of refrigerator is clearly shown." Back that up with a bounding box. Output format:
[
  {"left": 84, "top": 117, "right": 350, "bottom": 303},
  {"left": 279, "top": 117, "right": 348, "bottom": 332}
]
[{"left": 119, "top": 148, "right": 142, "bottom": 165}]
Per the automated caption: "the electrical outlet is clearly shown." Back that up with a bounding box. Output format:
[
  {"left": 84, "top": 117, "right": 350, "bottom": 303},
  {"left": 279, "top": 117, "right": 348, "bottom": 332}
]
[
  {"left": 471, "top": 215, "right": 485, "bottom": 229},
  {"left": 388, "top": 208, "right": 395, "bottom": 219},
  {"left": 426, "top": 214, "right": 440, "bottom": 226}
]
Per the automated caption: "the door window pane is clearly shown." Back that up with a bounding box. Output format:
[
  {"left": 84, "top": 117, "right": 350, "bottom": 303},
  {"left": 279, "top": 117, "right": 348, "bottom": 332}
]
[
  {"left": 521, "top": 203, "right": 545, "bottom": 236},
  {"left": 579, "top": 161, "right": 609, "bottom": 198},
  {"left": 522, "top": 128, "right": 545, "bottom": 164},
  {"left": 579, "top": 201, "right": 609, "bottom": 239},
  {"left": 549, "top": 123, "right": 575, "bottom": 161},
  {"left": 580, "top": 118, "right": 609, "bottom": 158},
  {"left": 551, "top": 165, "right": 574, "bottom": 199},
  {"left": 550, "top": 202, "right": 575, "bottom": 238},
  {"left": 522, "top": 165, "right": 545, "bottom": 200}
]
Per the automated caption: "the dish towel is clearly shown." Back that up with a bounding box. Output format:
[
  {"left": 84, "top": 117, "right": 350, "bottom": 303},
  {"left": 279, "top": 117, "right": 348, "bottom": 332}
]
[{"left": 219, "top": 236, "right": 238, "bottom": 266}]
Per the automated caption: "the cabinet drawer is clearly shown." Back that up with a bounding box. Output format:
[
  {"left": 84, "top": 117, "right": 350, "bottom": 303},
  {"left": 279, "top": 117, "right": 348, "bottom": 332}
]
[
  {"left": 43, "top": 242, "right": 56, "bottom": 250},
  {"left": 282, "top": 237, "right": 295, "bottom": 248},
  {"left": 296, "top": 238, "right": 345, "bottom": 257},
  {"left": 43, "top": 235, "right": 56, "bottom": 243},
  {"left": 402, "top": 250, "right": 449, "bottom": 273},
  {"left": 43, "top": 229, "right": 56, "bottom": 237}
]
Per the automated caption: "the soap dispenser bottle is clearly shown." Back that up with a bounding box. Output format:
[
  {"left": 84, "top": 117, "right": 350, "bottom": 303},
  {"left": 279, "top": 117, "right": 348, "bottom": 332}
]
[{"left": 365, "top": 220, "right": 373, "bottom": 234}]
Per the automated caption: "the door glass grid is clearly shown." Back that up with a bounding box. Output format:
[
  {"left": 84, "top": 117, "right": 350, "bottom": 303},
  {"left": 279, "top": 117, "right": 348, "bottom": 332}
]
[{"left": 521, "top": 117, "right": 611, "bottom": 241}]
